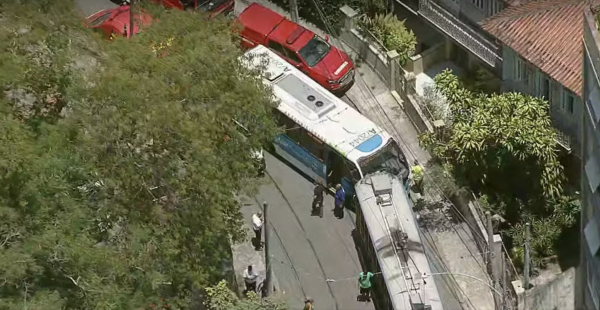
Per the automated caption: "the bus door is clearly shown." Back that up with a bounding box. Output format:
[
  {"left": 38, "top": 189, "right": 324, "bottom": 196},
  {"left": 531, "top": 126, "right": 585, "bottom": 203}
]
[{"left": 325, "top": 150, "right": 360, "bottom": 199}]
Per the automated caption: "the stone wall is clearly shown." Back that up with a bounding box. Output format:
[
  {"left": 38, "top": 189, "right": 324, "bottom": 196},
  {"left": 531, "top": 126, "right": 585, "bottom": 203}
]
[
  {"left": 338, "top": 6, "right": 434, "bottom": 134},
  {"left": 512, "top": 267, "right": 575, "bottom": 310}
]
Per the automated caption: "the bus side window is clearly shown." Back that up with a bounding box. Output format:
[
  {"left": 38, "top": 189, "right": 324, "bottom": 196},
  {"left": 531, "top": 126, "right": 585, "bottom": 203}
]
[{"left": 275, "top": 110, "right": 295, "bottom": 130}]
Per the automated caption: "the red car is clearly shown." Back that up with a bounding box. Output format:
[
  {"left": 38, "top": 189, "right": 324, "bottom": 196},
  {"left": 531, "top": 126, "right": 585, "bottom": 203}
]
[
  {"left": 85, "top": 5, "right": 153, "bottom": 39},
  {"left": 237, "top": 3, "right": 355, "bottom": 95},
  {"left": 150, "top": 0, "right": 234, "bottom": 18}
]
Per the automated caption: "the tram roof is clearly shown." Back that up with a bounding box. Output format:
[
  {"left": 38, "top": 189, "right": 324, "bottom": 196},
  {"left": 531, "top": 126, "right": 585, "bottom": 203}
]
[
  {"left": 241, "top": 45, "right": 390, "bottom": 162},
  {"left": 355, "top": 172, "right": 444, "bottom": 310}
]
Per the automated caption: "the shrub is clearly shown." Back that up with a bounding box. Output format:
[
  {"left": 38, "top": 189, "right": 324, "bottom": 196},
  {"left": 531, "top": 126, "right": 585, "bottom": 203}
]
[{"left": 357, "top": 13, "right": 416, "bottom": 65}]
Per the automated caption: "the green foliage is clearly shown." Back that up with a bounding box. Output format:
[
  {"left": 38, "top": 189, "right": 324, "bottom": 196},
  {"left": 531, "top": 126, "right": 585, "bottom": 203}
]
[
  {"left": 357, "top": 13, "right": 416, "bottom": 65},
  {"left": 0, "top": 1, "right": 279, "bottom": 309},
  {"left": 420, "top": 70, "right": 580, "bottom": 271},
  {"left": 460, "top": 67, "right": 502, "bottom": 95},
  {"left": 204, "top": 280, "right": 286, "bottom": 310},
  {"left": 266, "top": 0, "right": 387, "bottom": 33},
  {"left": 421, "top": 70, "right": 563, "bottom": 201}
]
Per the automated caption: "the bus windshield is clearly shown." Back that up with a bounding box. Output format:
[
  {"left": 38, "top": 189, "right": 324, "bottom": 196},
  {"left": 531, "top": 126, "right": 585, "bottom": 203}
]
[{"left": 357, "top": 139, "right": 409, "bottom": 181}]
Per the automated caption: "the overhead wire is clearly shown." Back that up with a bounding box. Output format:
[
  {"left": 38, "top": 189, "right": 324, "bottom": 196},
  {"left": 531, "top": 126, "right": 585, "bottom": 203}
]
[{"left": 301, "top": 0, "right": 492, "bottom": 308}]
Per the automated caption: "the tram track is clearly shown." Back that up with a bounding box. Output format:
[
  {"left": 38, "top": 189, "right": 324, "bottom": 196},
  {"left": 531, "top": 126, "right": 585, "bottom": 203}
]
[{"left": 260, "top": 170, "right": 341, "bottom": 310}]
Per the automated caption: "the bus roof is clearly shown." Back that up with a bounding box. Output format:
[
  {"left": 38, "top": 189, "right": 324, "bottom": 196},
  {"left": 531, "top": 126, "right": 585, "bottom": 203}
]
[
  {"left": 242, "top": 45, "right": 390, "bottom": 163},
  {"left": 355, "top": 173, "right": 444, "bottom": 310}
]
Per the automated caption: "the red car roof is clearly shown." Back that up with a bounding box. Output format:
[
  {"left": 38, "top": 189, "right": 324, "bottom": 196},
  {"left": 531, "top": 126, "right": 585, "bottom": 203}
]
[
  {"left": 238, "top": 3, "right": 286, "bottom": 37},
  {"left": 268, "top": 20, "right": 313, "bottom": 50},
  {"left": 86, "top": 5, "right": 152, "bottom": 37}
]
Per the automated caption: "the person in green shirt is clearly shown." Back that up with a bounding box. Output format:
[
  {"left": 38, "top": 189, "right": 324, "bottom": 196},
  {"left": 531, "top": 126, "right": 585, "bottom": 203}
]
[
  {"left": 358, "top": 270, "right": 374, "bottom": 301},
  {"left": 303, "top": 296, "right": 314, "bottom": 310}
]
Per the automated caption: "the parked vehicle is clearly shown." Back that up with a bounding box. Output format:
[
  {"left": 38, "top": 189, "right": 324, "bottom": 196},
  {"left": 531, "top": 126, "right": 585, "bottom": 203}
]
[
  {"left": 85, "top": 5, "right": 153, "bottom": 39},
  {"left": 237, "top": 3, "right": 355, "bottom": 95},
  {"left": 150, "top": 0, "right": 234, "bottom": 18},
  {"left": 241, "top": 46, "right": 409, "bottom": 198}
]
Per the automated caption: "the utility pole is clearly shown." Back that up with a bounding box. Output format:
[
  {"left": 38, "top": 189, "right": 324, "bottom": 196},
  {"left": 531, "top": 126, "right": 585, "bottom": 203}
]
[
  {"left": 502, "top": 254, "right": 507, "bottom": 310},
  {"left": 128, "top": 0, "right": 135, "bottom": 39},
  {"left": 524, "top": 222, "right": 531, "bottom": 290},
  {"left": 289, "top": 0, "right": 299, "bottom": 23},
  {"left": 485, "top": 211, "right": 494, "bottom": 268},
  {"left": 486, "top": 211, "right": 499, "bottom": 308},
  {"left": 263, "top": 202, "right": 273, "bottom": 296}
]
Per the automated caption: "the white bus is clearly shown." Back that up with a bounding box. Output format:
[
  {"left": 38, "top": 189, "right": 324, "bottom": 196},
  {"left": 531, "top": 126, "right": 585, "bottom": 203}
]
[{"left": 241, "top": 45, "right": 409, "bottom": 199}]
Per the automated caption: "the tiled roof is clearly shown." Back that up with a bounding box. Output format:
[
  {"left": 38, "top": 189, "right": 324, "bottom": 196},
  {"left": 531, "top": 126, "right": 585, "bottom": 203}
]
[{"left": 481, "top": 0, "right": 593, "bottom": 96}]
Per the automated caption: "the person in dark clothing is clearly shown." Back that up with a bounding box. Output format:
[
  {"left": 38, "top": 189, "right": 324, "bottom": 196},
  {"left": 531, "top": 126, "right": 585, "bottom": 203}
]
[{"left": 312, "top": 182, "right": 325, "bottom": 217}]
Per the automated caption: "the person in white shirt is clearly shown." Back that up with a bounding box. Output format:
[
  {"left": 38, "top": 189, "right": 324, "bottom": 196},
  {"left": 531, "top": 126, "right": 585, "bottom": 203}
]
[
  {"left": 243, "top": 265, "right": 259, "bottom": 293},
  {"left": 252, "top": 211, "right": 263, "bottom": 250}
]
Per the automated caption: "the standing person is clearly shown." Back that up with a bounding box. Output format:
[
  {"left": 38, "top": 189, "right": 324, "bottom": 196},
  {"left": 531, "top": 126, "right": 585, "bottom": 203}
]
[
  {"left": 252, "top": 211, "right": 263, "bottom": 250},
  {"left": 358, "top": 270, "right": 374, "bottom": 301},
  {"left": 411, "top": 159, "right": 424, "bottom": 193},
  {"left": 243, "top": 265, "right": 259, "bottom": 293},
  {"left": 312, "top": 182, "right": 325, "bottom": 218},
  {"left": 334, "top": 184, "right": 345, "bottom": 219},
  {"left": 303, "top": 296, "right": 314, "bottom": 310}
]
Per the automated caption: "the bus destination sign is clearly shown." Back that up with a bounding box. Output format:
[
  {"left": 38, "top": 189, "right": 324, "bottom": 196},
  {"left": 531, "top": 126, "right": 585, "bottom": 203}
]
[{"left": 349, "top": 129, "right": 377, "bottom": 148}]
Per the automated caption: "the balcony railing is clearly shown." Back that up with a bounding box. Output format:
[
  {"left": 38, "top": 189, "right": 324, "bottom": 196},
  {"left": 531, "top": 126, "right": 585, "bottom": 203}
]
[{"left": 418, "top": 0, "right": 502, "bottom": 68}]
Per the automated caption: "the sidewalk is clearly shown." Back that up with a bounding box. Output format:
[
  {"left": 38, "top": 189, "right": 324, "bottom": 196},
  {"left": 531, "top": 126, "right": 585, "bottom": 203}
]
[{"left": 231, "top": 194, "right": 279, "bottom": 296}]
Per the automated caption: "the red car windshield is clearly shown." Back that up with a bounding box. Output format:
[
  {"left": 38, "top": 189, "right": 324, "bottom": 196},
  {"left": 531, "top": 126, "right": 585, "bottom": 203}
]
[
  {"left": 298, "top": 35, "right": 331, "bottom": 67},
  {"left": 88, "top": 11, "right": 113, "bottom": 27},
  {"left": 198, "top": 0, "right": 230, "bottom": 11}
]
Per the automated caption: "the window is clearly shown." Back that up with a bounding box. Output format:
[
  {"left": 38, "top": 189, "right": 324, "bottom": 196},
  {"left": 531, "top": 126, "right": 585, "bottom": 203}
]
[
  {"left": 542, "top": 78, "right": 550, "bottom": 100},
  {"left": 567, "top": 95, "right": 574, "bottom": 114},
  {"left": 488, "top": 0, "right": 503, "bottom": 16},
  {"left": 326, "top": 150, "right": 360, "bottom": 185},
  {"left": 267, "top": 40, "right": 302, "bottom": 64},
  {"left": 284, "top": 48, "right": 302, "bottom": 64},
  {"left": 585, "top": 156, "right": 600, "bottom": 193},
  {"left": 515, "top": 58, "right": 523, "bottom": 81},
  {"left": 267, "top": 41, "right": 287, "bottom": 57},
  {"left": 298, "top": 36, "right": 331, "bottom": 67},
  {"left": 587, "top": 258, "right": 600, "bottom": 308},
  {"left": 562, "top": 91, "right": 575, "bottom": 114},
  {"left": 588, "top": 87, "right": 600, "bottom": 123},
  {"left": 471, "top": 0, "right": 484, "bottom": 10}
]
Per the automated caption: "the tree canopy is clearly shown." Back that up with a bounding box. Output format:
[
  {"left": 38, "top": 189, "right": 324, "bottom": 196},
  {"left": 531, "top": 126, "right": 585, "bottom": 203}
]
[
  {"left": 0, "top": 1, "right": 279, "bottom": 309},
  {"left": 419, "top": 70, "right": 579, "bottom": 268},
  {"left": 204, "top": 281, "right": 286, "bottom": 310}
]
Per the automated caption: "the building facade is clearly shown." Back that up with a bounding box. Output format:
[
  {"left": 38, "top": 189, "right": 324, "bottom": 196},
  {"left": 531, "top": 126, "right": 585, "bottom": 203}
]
[
  {"left": 480, "top": 0, "right": 589, "bottom": 154},
  {"left": 398, "top": 0, "right": 504, "bottom": 71},
  {"left": 580, "top": 7, "right": 600, "bottom": 310}
]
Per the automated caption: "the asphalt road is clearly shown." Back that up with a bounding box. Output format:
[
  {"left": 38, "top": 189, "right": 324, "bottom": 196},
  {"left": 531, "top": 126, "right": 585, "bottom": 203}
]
[{"left": 251, "top": 152, "right": 375, "bottom": 310}]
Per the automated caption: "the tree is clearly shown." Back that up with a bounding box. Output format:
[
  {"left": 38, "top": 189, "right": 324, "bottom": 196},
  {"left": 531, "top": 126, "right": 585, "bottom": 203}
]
[
  {"left": 420, "top": 70, "right": 564, "bottom": 202},
  {"left": 204, "top": 280, "right": 286, "bottom": 310},
  {"left": 0, "top": 1, "right": 280, "bottom": 309},
  {"left": 419, "top": 70, "right": 579, "bottom": 269},
  {"left": 357, "top": 13, "right": 416, "bottom": 65}
]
